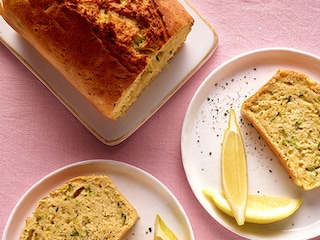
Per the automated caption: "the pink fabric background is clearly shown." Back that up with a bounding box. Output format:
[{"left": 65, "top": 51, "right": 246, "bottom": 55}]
[{"left": 1, "top": 0, "right": 320, "bottom": 239}]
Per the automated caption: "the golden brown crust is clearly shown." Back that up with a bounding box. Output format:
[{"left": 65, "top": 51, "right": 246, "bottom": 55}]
[{"left": 1, "top": 0, "right": 193, "bottom": 120}]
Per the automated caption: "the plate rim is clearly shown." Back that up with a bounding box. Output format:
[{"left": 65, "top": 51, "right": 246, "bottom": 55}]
[
  {"left": 189, "top": 47, "right": 320, "bottom": 102},
  {"left": 181, "top": 47, "right": 320, "bottom": 240},
  {"left": 2, "top": 159, "right": 195, "bottom": 240}
]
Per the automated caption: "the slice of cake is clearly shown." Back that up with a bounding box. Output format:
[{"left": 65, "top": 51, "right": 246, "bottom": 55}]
[
  {"left": 241, "top": 69, "right": 320, "bottom": 190},
  {"left": 20, "top": 175, "right": 139, "bottom": 239},
  {"left": 0, "top": 0, "right": 194, "bottom": 120}
]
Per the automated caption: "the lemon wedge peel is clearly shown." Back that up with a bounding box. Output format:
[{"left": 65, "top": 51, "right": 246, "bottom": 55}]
[
  {"left": 221, "top": 109, "right": 248, "bottom": 226},
  {"left": 203, "top": 189, "right": 302, "bottom": 224},
  {"left": 154, "top": 214, "right": 178, "bottom": 240}
]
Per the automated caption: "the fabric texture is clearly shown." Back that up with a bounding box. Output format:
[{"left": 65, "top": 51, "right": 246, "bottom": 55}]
[{"left": 1, "top": 0, "right": 320, "bottom": 239}]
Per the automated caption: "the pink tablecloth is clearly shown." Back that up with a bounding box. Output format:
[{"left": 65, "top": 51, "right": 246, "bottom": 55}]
[{"left": 1, "top": 1, "right": 320, "bottom": 239}]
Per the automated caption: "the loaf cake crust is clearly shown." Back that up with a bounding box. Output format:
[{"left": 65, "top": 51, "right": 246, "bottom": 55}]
[
  {"left": 0, "top": 0, "right": 194, "bottom": 120},
  {"left": 19, "top": 175, "right": 139, "bottom": 239},
  {"left": 241, "top": 70, "right": 320, "bottom": 190}
]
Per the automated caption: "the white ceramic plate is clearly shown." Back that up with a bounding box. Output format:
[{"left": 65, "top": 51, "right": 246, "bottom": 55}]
[
  {"left": 2, "top": 159, "right": 194, "bottom": 240},
  {"left": 181, "top": 48, "right": 320, "bottom": 240},
  {"left": 0, "top": 1, "right": 218, "bottom": 146}
]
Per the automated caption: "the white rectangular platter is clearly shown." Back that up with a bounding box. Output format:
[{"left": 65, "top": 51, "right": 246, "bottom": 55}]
[{"left": 0, "top": 0, "right": 218, "bottom": 145}]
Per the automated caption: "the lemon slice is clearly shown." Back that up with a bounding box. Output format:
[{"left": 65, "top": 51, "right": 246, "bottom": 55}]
[
  {"left": 221, "top": 109, "right": 248, "bottom": 226},
  {"left": 203, "top": 189, "right": 302, "bottom": 224},
  {"left": 154, "top": 214, "right": 178, "bottom": 240}
]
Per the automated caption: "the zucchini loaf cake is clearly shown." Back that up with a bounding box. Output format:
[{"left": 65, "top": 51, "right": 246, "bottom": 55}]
[
  {"left": 0, "top": 0, "right": 194, "bottom": 120},
  {"left": 19, "top": 175, "right": 139, "bottom": 239},
  {"left": 241, "top": 69, "right": 320, "bottom": 190}
]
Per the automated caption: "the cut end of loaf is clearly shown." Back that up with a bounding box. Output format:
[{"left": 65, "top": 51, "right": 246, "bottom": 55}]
[{"left": 111, "top": 23, "right": 193, "bottom": 120}]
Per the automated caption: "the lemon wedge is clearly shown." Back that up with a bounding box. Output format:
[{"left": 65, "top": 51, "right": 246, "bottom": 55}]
[
  {"left": 203, "top": 189, "right": 302, "bottom": 224},
  {"left": 154, "top": 214, "right": 178, "bottom": 240},
  {"left": 221, "top": 109, "right": 248, "bottom": 226}
]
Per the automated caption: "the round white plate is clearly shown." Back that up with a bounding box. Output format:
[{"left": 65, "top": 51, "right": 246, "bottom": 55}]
[
  {"left": 181, "top": 48, "right": 320, "bottom": 240},
  {"left": 3, "top": 160, "right": 194, "bottom": 240}
]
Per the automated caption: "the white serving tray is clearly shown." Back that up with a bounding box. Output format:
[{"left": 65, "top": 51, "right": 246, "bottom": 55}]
[{"left": 0, "top": 0, "right": 218, "bottom": 145}]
